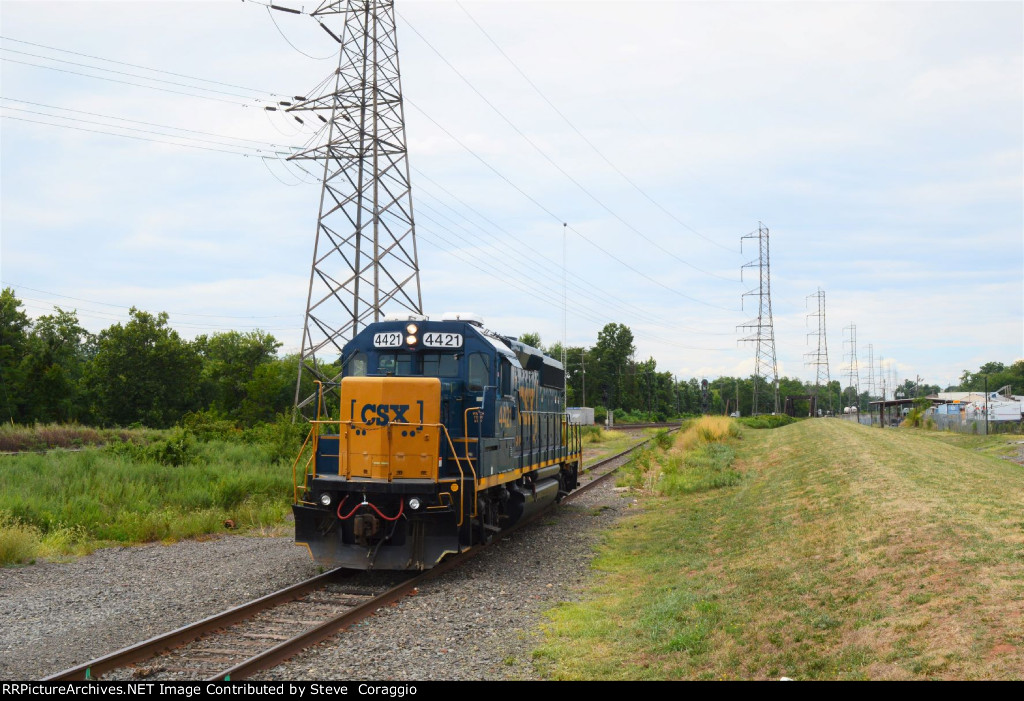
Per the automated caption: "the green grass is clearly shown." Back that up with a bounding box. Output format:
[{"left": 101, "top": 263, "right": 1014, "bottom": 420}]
[
  {"left": 0, "top": 438, "right": 292, "bottom": 565},
  {"left": 534, "top": 419, "right": 1024, "bottom": 680},
  {"left": 582, "top": 428, "right": 651, "bottom": 466}
]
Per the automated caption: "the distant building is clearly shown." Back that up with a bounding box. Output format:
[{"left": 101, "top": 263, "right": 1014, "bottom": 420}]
[{"left": 566, "top": 407, "right": 595, "bottom": 425}]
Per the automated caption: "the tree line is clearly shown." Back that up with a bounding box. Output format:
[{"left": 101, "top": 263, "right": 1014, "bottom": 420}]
[
  {"left": 2, "top": 287, "right": 1020, "bottom": 428},
  {"left": 521, "top": 325, "right": 1023, "bottom": 420},
  {"left": 0, "top": 288, "right": 317, "bottom": 428}
]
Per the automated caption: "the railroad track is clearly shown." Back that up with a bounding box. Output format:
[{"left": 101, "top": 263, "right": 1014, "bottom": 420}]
[
  {"left": 603, "top": 421, "right": 682, "bottom": 430},
  {"left": 43, "top": 428, "right": 674, "bottom": 682}
]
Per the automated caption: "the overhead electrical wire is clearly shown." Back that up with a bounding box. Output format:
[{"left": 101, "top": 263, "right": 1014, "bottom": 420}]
[
  {"left": 0, "top": 114, "right": 281, "bottom": 157},
  {"left": 4, "top": 283, "right": 297, "bottom": 320},
  {"left": 453, "top": 1, "right": 736, "bottom": 256},
  {"left": 0, "top": 98, "right": 291, "bottom": 148},
  {"left": 0, "top": 105, "right": 292, "bottom": 154},
  {"left": 405, "top": 98, "right": 737, "bottom": 313},
  {"left": 414, "top": 223, "right": 729, "bottom": 351},
  {"left": 3, "top": 28, "right": 740, "bottom": 340},
  {"left": 264, "top": 6, "right": 338, "bottom": 60},
  {"left": 399, "top": 12, "right": 738, "bottom": 284},
  {"left": 1, "top": 57, "right": 258, "bottom": 107},
  {"left": 1, "top": 47, "right": 266, "bottom": 100},
  {"left": 0, "top": 35, "right": 286, "bottom": 96},
  {"left": 415, "top": 201, "right": 730, "bottom": 340},
  {"left": 411, "top": 167, "right": 736, "bottom": 335}
]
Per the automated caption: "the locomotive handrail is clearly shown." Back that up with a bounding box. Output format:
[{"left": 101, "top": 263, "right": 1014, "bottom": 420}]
[
  {"left": 462, "top": 406, "right": 482, "bottom": 469},
  {"left": 291, "top": 425, "right": 316, "bottom": 504},
  {"left": 296, "top": 416, "right": 478, "bottom": 527}
]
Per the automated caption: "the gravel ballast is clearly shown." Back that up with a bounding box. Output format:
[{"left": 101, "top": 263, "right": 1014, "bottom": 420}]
[{"left": 1, "top": 477, "right": 637, "bottom": 681}]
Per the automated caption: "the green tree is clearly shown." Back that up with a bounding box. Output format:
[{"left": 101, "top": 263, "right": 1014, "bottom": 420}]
[
  {"left": 239, "top": 354, "right": 309, "bottom": 425},
  {"left": 84, "top": 308, "right": 202, "bottom": 427},
  {"left": 0, "top": 288, "right": 30, "bottom": 423},
  {"left": 590, "top": 323, "right": 635, "bottom": 411},
  {"left": 518, "top": 332, "right": 543, "bottom": 349},
  {"left": 18, "top": 308, "right": 92, "bottom": 423},
  {"left": 195, "top": 330, "right": 281, "bottom": 420}
]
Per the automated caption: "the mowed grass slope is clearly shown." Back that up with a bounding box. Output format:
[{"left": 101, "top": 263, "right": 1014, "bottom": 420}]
[{"left": 535, "top": 420, "right": 1024, "bottom": 680}]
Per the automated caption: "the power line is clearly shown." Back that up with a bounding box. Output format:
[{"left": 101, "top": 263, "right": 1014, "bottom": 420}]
[
  {"left": 405, "top": 97, "right": 736, "bottom": 312},
  {"left": 0, "top": 98, "right": 292, "bottom": 148},
  {"left": 400, "top": 11, "right": 737, "bottom": 283},
  {"left": 1, "top": 57, "right": 258, "bottom": 107},
  {"left": 0, "top": 105, "right": 294, "bottom": 154},
  {"left": 262, "top": 6, "right": 338, "bottom": 60},
  {"left": 3, "top": 283, "right": 296, "bottom": 319},
  {"left": 407, "top": 180, "right": 729, "bottom": 333},
  {"left": 454, "top": 0, "right": 735, "bottom": 256},
  {"left": 1, "top": 47, "right": 268, "bottom": 100},
  {"left": 0, "top": 35, "right": 286, "bottom": 96},
  {"left": 1, "top": 114, "right": 283, "bottom": 157}
]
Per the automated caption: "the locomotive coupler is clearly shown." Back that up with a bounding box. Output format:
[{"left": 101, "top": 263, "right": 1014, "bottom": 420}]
[{"left": 353, "top": 513, "right": 380, "bottom": 545}]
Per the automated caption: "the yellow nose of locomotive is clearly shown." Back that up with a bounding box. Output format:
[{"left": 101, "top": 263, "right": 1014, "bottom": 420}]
[{"left": 340, "top": 376, "right": 442, "bottom": 480}]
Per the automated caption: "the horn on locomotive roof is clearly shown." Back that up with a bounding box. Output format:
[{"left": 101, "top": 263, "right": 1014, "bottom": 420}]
[{"left": 440, "top": 312, "right": 484, "bottom": 327}]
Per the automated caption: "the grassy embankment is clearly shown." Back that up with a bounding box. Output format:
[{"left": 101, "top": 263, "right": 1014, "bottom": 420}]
[
  {"left": 0, "top": 421, "right": 304, "bottom": 565},
  {"left": 534, "top": 418, "right": 1024, "bottom": 680}
]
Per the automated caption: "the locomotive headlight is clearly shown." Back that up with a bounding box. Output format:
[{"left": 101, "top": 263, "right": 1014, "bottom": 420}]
[
  {"left": 406, "top": 323, "right": 418, "bottom": 334},
  {"left": 408, "top": 497, "right": 422, "bottom": 510},
  {"left": 319, "top": 493, "right": 332, "bottom": 507},
  {"left": 406, "top": 334, "right": 418, "bottom": 345}
]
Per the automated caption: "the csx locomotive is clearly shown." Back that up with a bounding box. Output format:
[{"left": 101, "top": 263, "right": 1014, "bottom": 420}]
[{"left": 292, "top": 313, "right": 582, "bottom": 570}]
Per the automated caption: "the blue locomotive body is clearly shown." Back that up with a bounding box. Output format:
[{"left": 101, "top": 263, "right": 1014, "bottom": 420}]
[{"left": 292, "top": 314, "right": 582, "bottom": 570}]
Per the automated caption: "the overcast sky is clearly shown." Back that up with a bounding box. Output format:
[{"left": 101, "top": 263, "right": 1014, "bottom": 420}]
[{"left": 1, "top": 0, "right": 1021, "bottom": 393}]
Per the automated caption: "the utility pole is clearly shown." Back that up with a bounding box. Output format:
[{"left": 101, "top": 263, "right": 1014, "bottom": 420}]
[
  {"left": 562, "top": 222, "right": 567, "bottom": 412},
  {"left": 805, "top": 287, "right": 832, "bottom": 416},
  {"left": 581, "top": 350, "right": 586, "bottom": 407},
  {"left": 288, "top": 0, "right": 423, "bottom": 416},
  {"left": 737, "top": 222, "right": 779, "bottom": 415}
]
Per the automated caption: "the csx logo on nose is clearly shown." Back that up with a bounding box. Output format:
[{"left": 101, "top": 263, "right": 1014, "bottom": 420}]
[{"left": 360, "top": 403, "right": 410, "bottom": 426}]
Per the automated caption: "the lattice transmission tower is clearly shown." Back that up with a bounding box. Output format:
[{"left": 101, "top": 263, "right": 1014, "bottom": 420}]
[
  {"left": 843, "top": 323, "right": 860, "bottom": 411},
  {"left": 737, "top": 222, "right": 779, "bottom": 415},
  {"left": 804, "top": 287, "right": 832, "bottom": 415},
  {"left": 866, "top": 343, "right": 875, "bottom": 399},
  {"left": 287, "top": 0, "right": 423, "bottom": 414}
]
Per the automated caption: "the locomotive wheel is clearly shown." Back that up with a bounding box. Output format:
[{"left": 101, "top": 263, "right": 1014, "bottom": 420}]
[{"left": 474, "top": 497, "right": 500, "bottom": 545}]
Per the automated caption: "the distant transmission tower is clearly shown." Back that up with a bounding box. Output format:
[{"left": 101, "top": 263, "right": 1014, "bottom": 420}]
[
  {"left": 804, "top": 288, "right": 832, "bottom": 415},
  {"left": 737, "top": 222, "right": 779, "bottom": 415},
  {"left": 843, "top": 323, "right": 860, "bottom": 411},
  {"left": 866, "top": 343, "right": 875, "bottom": 398},
  {"left": 288, "top": 0, "right": 423, "bottom": 414}
]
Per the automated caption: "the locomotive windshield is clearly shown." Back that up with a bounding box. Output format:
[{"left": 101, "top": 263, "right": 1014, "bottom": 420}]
[
  {"left": 368, "top": 350, "right": 463, "bottom": 378},
  {"left": 376, "top": 352, "right": 414, "bottom": 375},
  {"left": 422, "top": 352, "right": 459, "bottom": 378}
]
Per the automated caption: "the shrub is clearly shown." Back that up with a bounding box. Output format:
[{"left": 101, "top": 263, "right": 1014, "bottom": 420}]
[
  {"left": 244, "top": 413, "right": 309, "bottom": 463},
  {"left": 0, "top": 512, "right": 40, "bottom": 565},
  {"left": 182, "top": 410, "right": 241, "bottom": 442},
  {"left": 736, "top": 414, "right": 795, "bottom": 429}
]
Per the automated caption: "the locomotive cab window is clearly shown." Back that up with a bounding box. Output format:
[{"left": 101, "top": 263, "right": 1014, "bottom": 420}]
[
  {"left": 467, "top": 352, "right": 491, "bottom": 391},
  {"left": 422, "top": 352, "right": 459, "bottom": 378},
  {"left": 347, "top": 350, "right": 367, "bottom": 377},
  {"left": 377, "top": 352, "right": 414, "bottom": 376},
  {"left": 500, "top": 357, "right": 512, "bottom": 395}
]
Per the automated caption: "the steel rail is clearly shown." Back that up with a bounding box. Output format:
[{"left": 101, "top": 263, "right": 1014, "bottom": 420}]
[
  {"left": 209, "top": 541, "right": 482, "bottom": 681},
  {"left": 43, "top": 568, "right": 353, "bottom": 681}
]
